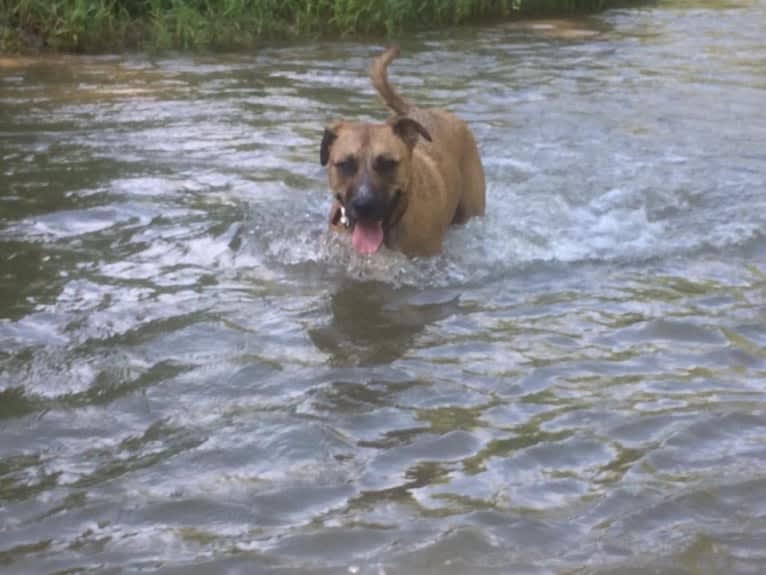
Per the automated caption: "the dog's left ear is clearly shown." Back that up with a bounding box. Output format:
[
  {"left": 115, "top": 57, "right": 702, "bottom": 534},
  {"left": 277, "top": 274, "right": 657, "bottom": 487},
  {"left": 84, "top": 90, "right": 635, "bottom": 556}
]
[
  {"left": 320, "top": 126, "right": 338, "bottom": 166},
  {"left": 390, "top": 117, "right": 432, "bottom": 149}
]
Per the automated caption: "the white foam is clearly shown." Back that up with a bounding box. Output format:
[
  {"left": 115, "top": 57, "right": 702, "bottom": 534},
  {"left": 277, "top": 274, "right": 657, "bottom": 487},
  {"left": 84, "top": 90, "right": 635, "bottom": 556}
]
[{"left": 248, "top": 179, "right": 679, "bottom": 288}]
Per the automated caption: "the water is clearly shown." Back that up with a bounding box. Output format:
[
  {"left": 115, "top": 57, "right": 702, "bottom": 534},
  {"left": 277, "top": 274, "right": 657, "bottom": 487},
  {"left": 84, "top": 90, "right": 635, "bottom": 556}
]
[{"left": 2, "top": 2, "right": 766, "bottom": 573}]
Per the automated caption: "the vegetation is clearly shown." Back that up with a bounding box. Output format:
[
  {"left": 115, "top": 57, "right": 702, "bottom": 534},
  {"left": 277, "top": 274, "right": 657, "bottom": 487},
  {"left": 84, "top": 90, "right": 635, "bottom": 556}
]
[{"left": 1, "top": 0, "right": 626, "bottom": 52}]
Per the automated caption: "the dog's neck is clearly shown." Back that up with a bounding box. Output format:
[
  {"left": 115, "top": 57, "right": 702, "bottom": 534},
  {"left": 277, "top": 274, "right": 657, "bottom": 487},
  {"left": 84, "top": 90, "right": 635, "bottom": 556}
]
[{"left": 383, "top": 189, "right": 405, "bottom": 230}]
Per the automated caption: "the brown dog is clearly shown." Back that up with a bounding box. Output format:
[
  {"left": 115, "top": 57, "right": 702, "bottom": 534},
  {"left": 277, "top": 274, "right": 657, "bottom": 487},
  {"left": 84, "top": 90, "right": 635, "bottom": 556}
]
[{"left": 320, "top": 47, "right": 485, "bottom": 256}]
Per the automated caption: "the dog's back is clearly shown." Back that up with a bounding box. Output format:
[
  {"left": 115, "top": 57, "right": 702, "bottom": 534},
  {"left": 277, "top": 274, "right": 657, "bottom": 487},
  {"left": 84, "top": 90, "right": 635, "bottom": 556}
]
[{"left": 369, "top": 47, "right": 486, "bottom": 226}]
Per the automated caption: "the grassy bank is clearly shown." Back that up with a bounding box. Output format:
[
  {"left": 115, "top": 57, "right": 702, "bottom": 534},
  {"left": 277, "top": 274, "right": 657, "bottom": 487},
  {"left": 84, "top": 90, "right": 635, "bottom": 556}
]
[{"left": 1, "top": 0, "right": 628, "bottom": 52}]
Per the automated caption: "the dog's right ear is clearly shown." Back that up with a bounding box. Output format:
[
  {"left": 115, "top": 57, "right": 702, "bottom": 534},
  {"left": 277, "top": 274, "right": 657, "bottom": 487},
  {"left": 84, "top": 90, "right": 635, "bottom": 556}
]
[{"left": 320, "top": 124, "right": 341, "bottom": 166}]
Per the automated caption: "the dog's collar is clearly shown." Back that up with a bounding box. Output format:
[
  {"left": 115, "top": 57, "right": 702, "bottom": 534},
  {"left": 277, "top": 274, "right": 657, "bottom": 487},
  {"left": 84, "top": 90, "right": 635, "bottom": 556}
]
[{"left": 335, "top": 194, "right": 351, "bottom": 229}]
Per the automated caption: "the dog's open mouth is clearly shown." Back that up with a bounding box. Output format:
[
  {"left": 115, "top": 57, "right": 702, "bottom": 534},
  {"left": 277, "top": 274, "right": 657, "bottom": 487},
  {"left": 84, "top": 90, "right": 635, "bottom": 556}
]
[
  {"left": 331, "top": 203, "right": 385, "bottom": 255},
  {"left": 351, "top": 220, "right": 384, "bottom": 254}
]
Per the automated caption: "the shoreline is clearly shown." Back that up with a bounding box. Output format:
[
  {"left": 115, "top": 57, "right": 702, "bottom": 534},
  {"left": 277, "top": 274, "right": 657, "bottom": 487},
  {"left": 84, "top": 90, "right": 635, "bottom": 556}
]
[{"left": 1, "top": 1, "right": 636, "bottom": 54}]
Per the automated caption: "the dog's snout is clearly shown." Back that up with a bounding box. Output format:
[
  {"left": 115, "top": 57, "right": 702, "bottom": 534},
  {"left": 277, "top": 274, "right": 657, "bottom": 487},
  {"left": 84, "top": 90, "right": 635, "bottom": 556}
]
[
  {"left": 351, "top": 192, "right": 377, "bottom": 218},
  {"left": 348, "top": 182, "right": 385, "bottom": 220}
]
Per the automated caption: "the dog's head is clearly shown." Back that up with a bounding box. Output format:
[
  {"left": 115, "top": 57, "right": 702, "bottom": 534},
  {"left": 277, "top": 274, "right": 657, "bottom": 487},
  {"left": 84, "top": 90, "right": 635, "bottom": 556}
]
[{"left": 320, "top": 116, "right": 431, "bottom": 254}]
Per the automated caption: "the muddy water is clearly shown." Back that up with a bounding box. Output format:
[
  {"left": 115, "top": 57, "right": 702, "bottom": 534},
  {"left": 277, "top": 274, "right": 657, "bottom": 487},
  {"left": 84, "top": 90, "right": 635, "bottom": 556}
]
[{"left": 2, "top": 3, "right": 766, "bottom": 574}]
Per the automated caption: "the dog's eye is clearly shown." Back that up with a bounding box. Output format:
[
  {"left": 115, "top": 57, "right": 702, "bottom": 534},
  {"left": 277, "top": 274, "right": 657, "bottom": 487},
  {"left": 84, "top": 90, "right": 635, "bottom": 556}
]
[
  {"left": 333, "top": 157, "right": 357, "bottom": 176},
  {"left": 375, "top": 156, "right": 399, "bottom": 173}
]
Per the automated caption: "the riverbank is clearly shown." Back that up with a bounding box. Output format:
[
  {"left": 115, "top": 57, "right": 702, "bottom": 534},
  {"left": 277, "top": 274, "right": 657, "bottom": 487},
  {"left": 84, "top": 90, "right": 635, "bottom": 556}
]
[{"left": 1, "top": 0, "right": 635, "bottom": 53}]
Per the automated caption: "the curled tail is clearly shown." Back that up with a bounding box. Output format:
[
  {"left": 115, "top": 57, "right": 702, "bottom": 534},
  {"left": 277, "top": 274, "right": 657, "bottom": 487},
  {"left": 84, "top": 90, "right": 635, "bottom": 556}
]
[{"left": 370, "top": 46, "right": 411, "bottom": 115}]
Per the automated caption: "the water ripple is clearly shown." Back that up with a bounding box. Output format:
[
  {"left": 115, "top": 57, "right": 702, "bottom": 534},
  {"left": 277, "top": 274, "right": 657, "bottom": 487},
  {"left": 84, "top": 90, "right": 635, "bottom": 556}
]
[{"left": 2, "top": 3, "right": 766, "bottom": 574}]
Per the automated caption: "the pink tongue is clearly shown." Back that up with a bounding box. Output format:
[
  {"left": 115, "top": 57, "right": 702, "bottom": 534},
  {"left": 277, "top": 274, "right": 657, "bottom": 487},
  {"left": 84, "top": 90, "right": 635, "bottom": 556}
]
[{"left": 351, "top": 221, "right": 384, "bottom": 254}]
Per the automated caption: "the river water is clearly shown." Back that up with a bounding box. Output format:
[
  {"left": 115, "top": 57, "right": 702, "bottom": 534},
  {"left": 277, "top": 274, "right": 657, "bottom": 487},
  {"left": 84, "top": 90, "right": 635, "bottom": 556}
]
[{"left": 2, "top": 2, "right": 765, "bottom": 574}]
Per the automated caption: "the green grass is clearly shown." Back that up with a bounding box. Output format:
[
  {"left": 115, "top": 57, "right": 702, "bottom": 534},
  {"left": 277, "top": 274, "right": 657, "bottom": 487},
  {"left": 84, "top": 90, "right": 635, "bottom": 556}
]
[{"left": 1, "top": 0, "right": 627, "bottom": 52}]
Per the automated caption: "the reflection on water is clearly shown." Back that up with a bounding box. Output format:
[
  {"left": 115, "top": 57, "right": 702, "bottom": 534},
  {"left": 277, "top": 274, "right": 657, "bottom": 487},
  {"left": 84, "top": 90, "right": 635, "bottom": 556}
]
[
  {"left": 309, "top": 282, "right": 461, "bottom": 366},
  {"left": 2, "top": 4, "right": 766, "bottom": 575}
]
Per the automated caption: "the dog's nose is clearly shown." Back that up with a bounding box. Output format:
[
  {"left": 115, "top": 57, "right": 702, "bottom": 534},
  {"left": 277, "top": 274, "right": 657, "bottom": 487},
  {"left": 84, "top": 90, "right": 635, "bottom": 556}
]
[
  {"left": 350, "top": 193, "right": 377, "bottom": 219},
  {"left": 349, "top": 184, "right": 383, "bottom": 220}
]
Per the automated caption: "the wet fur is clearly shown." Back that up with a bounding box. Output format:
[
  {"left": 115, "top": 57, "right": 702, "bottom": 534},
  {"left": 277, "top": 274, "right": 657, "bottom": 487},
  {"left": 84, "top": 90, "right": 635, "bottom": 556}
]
[{"left": 323, "top": 46, "right": 485, "bottom": 256}]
